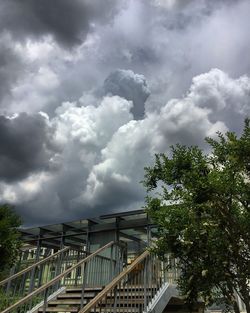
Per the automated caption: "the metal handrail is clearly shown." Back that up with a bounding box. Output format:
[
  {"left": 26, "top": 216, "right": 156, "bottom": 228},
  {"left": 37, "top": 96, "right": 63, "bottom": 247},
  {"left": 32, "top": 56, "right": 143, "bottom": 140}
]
[
  {"left": 78, "top": 250, "right": 150, "bottom": 313},
  {"left": 1, "top": 241, "right": 114, "bottom": 313},
  {"left": 0, "top": 246, "right": 70, "bottom": 286}
]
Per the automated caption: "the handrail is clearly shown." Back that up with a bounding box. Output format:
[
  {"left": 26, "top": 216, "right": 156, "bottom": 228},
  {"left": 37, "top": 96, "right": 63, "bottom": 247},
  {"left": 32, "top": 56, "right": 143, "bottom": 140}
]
[
  {"left": 1, "top": 241, "right": 114, "bottom": 313},
  {"left": 78, "top": 249, "right": 150, "bottom": 313},
  {"left": 0, "top": 246, "right": 70, "bottom": 286}
]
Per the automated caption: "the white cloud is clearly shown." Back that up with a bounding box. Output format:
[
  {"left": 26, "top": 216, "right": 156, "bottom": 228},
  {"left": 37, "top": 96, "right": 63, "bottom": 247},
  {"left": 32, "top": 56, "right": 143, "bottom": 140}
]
[
  {"left": 8, "top": 66, "right": 60, "bottom": 113},
  {"left": 54, "top": 96, "right": 133, "bottom": 146},
  {"left": 0, "top": 172, "right": 52, "bottom": 203},
  {"left": 1, "top": 67, "right": 249, "bottom": 225},
  {"left": 189, "top": 68, "right": 250, "bottom": 114}
]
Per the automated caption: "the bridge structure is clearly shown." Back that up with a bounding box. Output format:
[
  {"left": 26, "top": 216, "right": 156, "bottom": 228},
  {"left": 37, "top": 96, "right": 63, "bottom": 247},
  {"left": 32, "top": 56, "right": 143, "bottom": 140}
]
[{"left": 0, "top": 209, "right": 203, "bottom": 313}]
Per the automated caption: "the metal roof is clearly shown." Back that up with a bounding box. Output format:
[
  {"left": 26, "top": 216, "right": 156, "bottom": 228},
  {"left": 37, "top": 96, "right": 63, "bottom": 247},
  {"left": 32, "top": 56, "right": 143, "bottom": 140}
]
[{"left": 19, "top": 209, "right": 156, "bottom": 250}]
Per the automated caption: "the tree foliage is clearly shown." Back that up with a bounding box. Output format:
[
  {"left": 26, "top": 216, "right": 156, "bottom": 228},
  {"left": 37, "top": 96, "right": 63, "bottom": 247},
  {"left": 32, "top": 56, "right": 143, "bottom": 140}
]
[
  {"left": 0, "top": 204, "right": 21, "bottom": 279},
  {"left": 144, "top": 119, "right": 250, "bottom": 313}
]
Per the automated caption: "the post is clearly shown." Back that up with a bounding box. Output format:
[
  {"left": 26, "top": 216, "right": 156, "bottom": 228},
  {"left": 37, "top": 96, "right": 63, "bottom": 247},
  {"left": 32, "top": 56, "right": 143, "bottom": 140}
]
[
  {"left": 43, "top": 288, "right": 49, "bottom": 313},
  {"left": 80, "top": 262, "right": 87, "bottom": 308},
  {"left": 6, "top": 266, "right": 15, "bottom": 293},
  {"left": 143, "top": 257, "right": 148, "bottom": 310},
  {"left": 109, "top": 244, "right": 114, "bottom": 281},
  {"left": 29, "top": 235, "right": 42, "bottom": 293}
]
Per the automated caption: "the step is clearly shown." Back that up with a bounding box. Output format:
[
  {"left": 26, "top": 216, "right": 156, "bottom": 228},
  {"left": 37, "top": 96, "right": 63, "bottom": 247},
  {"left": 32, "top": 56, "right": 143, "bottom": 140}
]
[
  {"left": 48, "top": 299, "right": 82, "bottom": 305},
  {"left": 107, "top": 290, "right": 155, "bottom": 298},
  {"left": 38, "top": 307, "right": 78, "bottom": 312},
  {"left": 66, "top": 287, "right": 103, "bottom": 292},
  {"left": 104, "top": 299, "right": 144, "bottom": 305},
  {"left": 57, "top": 292, "right": 96, "bottom": 299},
  {"left": 89, "top": 308, "right": 140, "bottom": 313},
  {"left": 117, "top": 286, "right": 158, "bottom": 291}
]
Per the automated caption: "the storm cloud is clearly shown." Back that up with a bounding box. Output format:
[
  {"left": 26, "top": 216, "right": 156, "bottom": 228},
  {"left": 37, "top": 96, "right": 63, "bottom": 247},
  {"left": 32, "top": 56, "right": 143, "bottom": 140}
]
[
  {"left": 0, "top": 0, "right": 122, "bottom": 47},
  {"left": 0, "top": 34, "right": 24, "bottom": 103},
  {"left": 0, "top": 113, "right": 59, "bottom": 182},
  {"left": 0, "top": 0, "right": 249, "bottom": 225}
]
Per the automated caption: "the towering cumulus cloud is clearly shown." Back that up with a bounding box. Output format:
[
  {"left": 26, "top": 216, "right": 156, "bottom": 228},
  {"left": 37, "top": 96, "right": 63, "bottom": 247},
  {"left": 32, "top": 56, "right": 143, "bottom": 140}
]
[
  {"left": 0, "top": 0, "right": 249, "bottom": 225},
  {"left": 103, "top": 69, "right": 150, "bottom": 119}
]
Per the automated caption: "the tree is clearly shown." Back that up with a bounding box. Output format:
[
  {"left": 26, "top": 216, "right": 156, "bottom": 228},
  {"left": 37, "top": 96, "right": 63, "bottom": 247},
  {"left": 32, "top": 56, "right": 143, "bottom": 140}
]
[
  {"left": 0, "top": 204, "right": 21, "bottom": 280},
  {"left": 143, "top": 119, "right": 250, "bottom": 313}
]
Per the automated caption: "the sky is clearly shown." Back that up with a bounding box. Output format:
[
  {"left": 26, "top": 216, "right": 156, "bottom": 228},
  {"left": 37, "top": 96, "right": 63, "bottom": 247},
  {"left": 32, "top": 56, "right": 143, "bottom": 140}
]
[{"left": 0, "top": 0, "right": 249, "bottom": 226}]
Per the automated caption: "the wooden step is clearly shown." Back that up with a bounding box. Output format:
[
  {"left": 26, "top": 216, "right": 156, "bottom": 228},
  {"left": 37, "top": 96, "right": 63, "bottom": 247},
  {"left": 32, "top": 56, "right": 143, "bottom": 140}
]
[
  {"left": 89, "top": 307, "right": 140, "bottom": 313},
  {"left": 38, "top": 307, "right": 78, "bottom": 312},
  {"left": 66, "top": 287, "right": 103, "bottom": 292},
  {"left": 102, "top": 299, "right": 144, "bottom": 305},
  {"left": 48, "top": 299, "right": 82, "bottom": 305},
  {"left": 57, "top": 293, "right": 82, "bottom": 299},
  {"left": 41, "top": 306, "right": 141, "bottom": 313},
  {"left": 57, "top": 292, "right": 96, "bottom": 299}
]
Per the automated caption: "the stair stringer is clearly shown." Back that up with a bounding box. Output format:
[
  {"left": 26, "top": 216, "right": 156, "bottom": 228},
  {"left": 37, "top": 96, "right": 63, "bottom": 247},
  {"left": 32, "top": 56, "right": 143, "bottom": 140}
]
[
  {"left": 144, "top": 283, "right": 178, "bottom": 313},
  {"left": 27, "top": 287, "right": 66, "bottom": 313}
]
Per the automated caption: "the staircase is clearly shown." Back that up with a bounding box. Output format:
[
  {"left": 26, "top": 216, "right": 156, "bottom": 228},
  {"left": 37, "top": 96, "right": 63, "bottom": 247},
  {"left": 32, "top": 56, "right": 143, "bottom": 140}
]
[
  {"left": 37, "top": 287, "right": 103, "bottom": 313},
  {"left": 1, "top": 242, "right": 180, "bottom": 313},
  {"left": 1, "top": 242, "right": 123, "bottom": 313},
  {"left": 77, "top": 250, "right": 173, "bottom": 313},
  {"left": 39, "top": 286, "right": 152, "bottom": 313}
]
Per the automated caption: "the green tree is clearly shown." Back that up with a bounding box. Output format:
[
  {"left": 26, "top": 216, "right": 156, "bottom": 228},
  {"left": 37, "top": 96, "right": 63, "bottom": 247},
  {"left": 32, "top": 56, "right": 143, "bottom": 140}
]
[
  {"left": 0, "top": 204, "right": 21, "bottom": 280},
  {"left": 143, "top": 119, "right": 250, "bottom": 313}
]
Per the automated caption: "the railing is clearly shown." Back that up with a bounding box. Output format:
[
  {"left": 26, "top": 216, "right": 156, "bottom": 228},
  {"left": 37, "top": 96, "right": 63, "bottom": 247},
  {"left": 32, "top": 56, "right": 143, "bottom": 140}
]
[
  {"left": 1, "top": 241, "right": 124, "bottom": 313},
  {"left": 164, "top": 255, "right": 180, "bottom": 284},
  {"left": 79, "top": 250, "right": 179, "bottom": 313},
  {"left": 6, "top": 247, "right": 54, "bottom": 279},
  {"left": 0, "top": 247, "right": 68, "bottom": 287},
  {"left": 0, "top": 246, "right": 85, "bottom": 309}
]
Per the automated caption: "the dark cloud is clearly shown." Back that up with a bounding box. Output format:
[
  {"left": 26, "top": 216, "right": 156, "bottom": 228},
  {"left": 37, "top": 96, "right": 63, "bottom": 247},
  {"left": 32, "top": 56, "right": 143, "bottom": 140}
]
[
  {"left": 0, "top": 113, "right": 59, "bottom": 182},
  {"left": 103, "top": 69, "right": 150, "bottom": 119},
  {"left": 0, "top": 34, "right": 24, "bottom": 104},
  {"left": 0, "top": 0, "right": 121, "bottom": 47}
]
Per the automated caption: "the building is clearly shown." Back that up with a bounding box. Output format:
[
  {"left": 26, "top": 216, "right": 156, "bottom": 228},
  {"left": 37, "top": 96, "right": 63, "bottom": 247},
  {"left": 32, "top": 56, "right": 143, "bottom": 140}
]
[{"left": 0, "top": 209, "right": 203, "bottom": 313}]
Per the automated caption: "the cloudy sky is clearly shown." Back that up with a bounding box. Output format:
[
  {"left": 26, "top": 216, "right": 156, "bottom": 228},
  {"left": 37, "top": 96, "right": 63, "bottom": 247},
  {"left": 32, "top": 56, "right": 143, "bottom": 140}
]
[{"left": 0, "top": 0, "right": 249, "bottom": 226}]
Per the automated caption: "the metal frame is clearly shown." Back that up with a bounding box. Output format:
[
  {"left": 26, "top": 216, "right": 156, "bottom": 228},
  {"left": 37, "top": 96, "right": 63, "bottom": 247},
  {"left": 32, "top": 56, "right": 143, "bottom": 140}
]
[{"left": 19, "top": 210, "right": 155, "bottom": 251}]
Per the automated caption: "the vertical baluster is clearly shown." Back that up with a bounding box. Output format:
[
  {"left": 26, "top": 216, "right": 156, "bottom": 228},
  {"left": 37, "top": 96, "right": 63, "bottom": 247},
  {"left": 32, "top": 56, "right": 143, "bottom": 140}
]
[
  {"left": 92, "top": 256, "right": 95, "bottom": 286},
  {"left": 6, "top": 266, "right": 15, "bottom": 294},
  {"left": 129, "top": 271, "right": 132, "bottom": 312},
  {"left": 74, "top": 250, "right": 80, "bottom": 286},
  {"left": 89, "top": 257, "right": 93, "bottom": 286},
  {"left": 109, "top": 245, "right": 114, "bottom": 281},
  {"left": 136, "top": 265, "right": 139, "bottom": 313},
  {"left": 80, "top": 261, "right": 87, "bottom": 309},
  {"left": 140, "top": 265, "right": 143, "bottom": 313},
  {"left": 44, "top": 260, "right": 50, "bottom": 286},
  {"left": 96, "top": 256, "right": 99, "bottom": 286},
  {"left": 13, "top": 275, "right": 19, "bottom": 302},
  {"left": 29, "top": 241, "right": 41, "bottom": 293},
  {"left": 43, "top": 288, "right": 49, "bottom": 313},
  {"left": 19, "top": 271, "right": 27, "bottom": 298},
  {"left": 143, "top": 258, "right": 147, "bottom": 311},
  {"left": 121, "top": 278, "right": 124, "bottom": 313},
  {"left": 38, "top": 262, "right": 43, "bottom": 288},
  {"left": 117, "top": 282, "right": 119, "bottom": 313},
  {"left": 134, "top": 268, "right": 136, "bottom": 313},
  {"left": 126, "top": 274, "right": 130, "bottom": 308},
  {"left": 100, "top": 257, "right": 104, "bottom": 286},
  {"left": 113, "top": 285, "right": 117, "bottom": 313}
]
